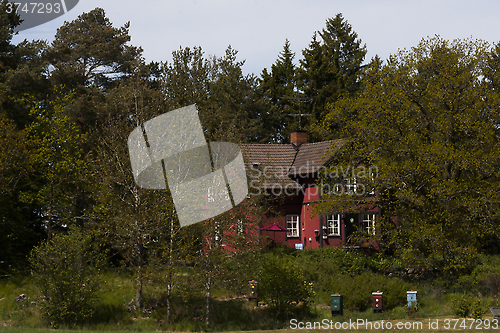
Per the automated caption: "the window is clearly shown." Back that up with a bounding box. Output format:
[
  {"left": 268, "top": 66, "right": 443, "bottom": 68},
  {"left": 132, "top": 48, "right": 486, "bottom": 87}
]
[
  {"left": 214, "top": 221, "right": 222, "bottom": 242},
  {"left": 236, "top": 219, "right": 244, "bottom": 235},
  {"left": 327, "top": 214, "right": 341, "bottom": 236},
  {"left": 286, "top": 215, "right": 299, "bottom": 237},
  {"left": 345, "top": 177, "right": 358, "bottom": 195},
  {"left": 361, "top": 213, "right": 376, "bottom": 235}
]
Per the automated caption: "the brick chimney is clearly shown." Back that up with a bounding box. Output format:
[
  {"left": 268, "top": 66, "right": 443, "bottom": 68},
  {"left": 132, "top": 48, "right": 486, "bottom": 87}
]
[{"left": 290, "top": 130, "right": 307, "bottom": 147}]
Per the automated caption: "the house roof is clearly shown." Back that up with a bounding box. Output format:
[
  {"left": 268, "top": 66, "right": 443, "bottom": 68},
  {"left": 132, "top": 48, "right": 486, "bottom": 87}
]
[
  {"left": 240, "top": 138, "right": 344, "bottom": 189},
  {"left": 240, "top": 143, "right": 300, "bottom": 189},
  {"left": 289, "top": 140, "right": 344, "bottom": 176}
]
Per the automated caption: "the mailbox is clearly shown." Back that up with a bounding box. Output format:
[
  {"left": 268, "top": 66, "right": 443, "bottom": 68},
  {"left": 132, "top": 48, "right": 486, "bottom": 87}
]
[
  {"left": 248, "top": 280, "right": 257, "bottom": 300},
  {"left": 407, "top": 290, "right": 417, "bottom": 309},
  {"left": 330, "top": 294, "right": 343, "bottom": 316},
  {"left": 372, "top": 291, "right": 383, "bottom": 313}
]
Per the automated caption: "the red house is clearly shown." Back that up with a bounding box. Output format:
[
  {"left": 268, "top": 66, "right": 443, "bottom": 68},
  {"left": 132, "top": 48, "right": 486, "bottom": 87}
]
[{"left": 240, "top": 131, "right": 380, "bottom": 250}]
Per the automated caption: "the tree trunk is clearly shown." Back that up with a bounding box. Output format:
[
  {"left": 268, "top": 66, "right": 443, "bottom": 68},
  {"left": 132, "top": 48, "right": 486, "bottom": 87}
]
[
  {"left": 135, "top": 227, "right": 144, "bottom": 310},
  {"left": 205, "top": 274, "right": 211, "bottom": 327},
  {"left": 136, "top": 267, "right": 143, "bottom": 310},
  {"left": 166, "top": 219, "right": 174, "bottom": 324}
]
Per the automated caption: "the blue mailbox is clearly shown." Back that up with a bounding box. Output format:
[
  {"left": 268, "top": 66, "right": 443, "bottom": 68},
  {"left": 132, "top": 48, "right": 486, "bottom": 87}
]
[{"left": 407, "top": 290, "right": 417, "bottom": 309}]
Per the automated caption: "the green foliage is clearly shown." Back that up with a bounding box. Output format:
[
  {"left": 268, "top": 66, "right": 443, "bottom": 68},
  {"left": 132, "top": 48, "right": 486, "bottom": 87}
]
[
  {"left": 471, "top": 299, "right": 487, "bottom": 320},
  {"left": 321, "top": 36, "right": 500, "bottom": 272},
  {"left": 451, "top": 295, "right": 487, "bottom": 319},
  {"left": 0, "top": 0, "right": 22, "bottom": 73},
  {"left": 327, "top": 272, "right": 411, "bottom": 312},
  {"left": 452, "top": 294, "right": 473, "bottom": 318},
  {"left": 299, "top": 13, "right": 367, "bottom": 135},
  {"left": 296, "top": 247, "right": 377, "bottom": 276},
  {"left": 0, "top": 112, "right": 43, "bottom": 264},
  {"left": 47, "top": 7, "right": 142, "bottom": 89},
  {"left": 256, "top": 253, "right": 315, "bottom": 316},
  {"left": 28, "top": 229, "right": 104, "bottom": 326},
  {"left": 260, "top": 39, "right": 299, "bottom": 142},
  {"left": 452, "top": 255, "right": 500, "bottom": 295},
  {"left": 162, "top": 45, "right": 274, "bottom": 143},
  {"left": 25, "top": 88, "right": 89, "bottom": 237}
]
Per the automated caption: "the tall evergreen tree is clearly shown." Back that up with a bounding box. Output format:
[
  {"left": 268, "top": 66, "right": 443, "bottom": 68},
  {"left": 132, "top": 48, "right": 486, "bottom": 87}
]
[
  {"left": 0, "top": 0, "right": 21, "bottom": 74},
  {"left": 45, "top": 8, "right": 143, "bottom": 134},
  {"left": 298, "top": 13, "right": 367, "bottom": 137},
  {"left": 47, "top": 8, "right": 142, "bottom": 90},
  {"left": 260, "top": 39, "right": 300, "bottom": 142}
]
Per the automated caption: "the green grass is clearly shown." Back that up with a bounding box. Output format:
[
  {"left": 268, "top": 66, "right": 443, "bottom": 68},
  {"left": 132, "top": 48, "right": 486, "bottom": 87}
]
[
  {"left": 0, "top": 328, "right": 160, "bottom": 333},
  {"left": 2, "top": 252, "right": 500, "bottom": 331}
]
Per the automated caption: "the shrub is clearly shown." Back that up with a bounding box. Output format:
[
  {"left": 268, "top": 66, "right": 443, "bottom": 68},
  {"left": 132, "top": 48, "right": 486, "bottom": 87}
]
[
  {"left": 406, "top": 301, "right": 418, "bottom": 317},
  {"left": 29, "top": 229, "right": 104, "bottom": 326},
  {"left": 326, "top": 272, "right": 411, "bottom": 312},
  {"left": 256, "top": 254, "right": 315, "bottom": 317},
  {"left": 452, "top": 295, "right": 473, "bottom": 317},
  {"left": 471, "top": 299, "right": 487, "bottom": 320},
  {"left": 452, "top": 295, "right": 487, "bottom": 319}
]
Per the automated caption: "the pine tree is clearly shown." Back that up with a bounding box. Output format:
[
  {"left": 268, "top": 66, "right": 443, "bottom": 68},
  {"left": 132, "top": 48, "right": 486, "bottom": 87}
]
[
  {"left": 260, "top": 39, "right": 300, "bottom": 142},
  {"left": 47, "top": 8, "right": 142, "bottom": 90},
  {"left": 298, "top": 14, "right": 367, "bottom": 130}
]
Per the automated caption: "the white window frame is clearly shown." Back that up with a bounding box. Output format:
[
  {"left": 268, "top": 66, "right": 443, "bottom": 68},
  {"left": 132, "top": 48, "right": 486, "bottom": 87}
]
[
  {"left": 326, "top": 214, "right": 341, "bottom": 236},
  {"left": 345, "top": 177, "right": 358, "bottom": 195},
  {"left": 236, "top": 219, "right": 244, "bottom": 235},
  {"left": 361, "top": 213, "right": 376, "bottom": 235},
  {"left": 214, "top": 221, "right": 221, "bottom": 242},
  {"left": 286, "top": 215, "right": 300, "bottom": 238}
]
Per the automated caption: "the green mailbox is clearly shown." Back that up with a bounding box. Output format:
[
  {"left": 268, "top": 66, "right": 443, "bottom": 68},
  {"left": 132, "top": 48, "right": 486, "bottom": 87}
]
[{"left": 331, "top": 294, "right": 343, "bottom": 316}]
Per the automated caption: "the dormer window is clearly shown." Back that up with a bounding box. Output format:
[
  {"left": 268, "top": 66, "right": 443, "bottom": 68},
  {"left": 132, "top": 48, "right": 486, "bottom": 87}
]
[{"left": 345, "top": 177, "right": 358, "bottom": 195}]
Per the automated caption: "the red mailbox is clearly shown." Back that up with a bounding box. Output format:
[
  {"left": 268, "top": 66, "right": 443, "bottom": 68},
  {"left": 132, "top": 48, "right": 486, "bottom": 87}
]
[{"left": 372, "top": 291, "right": 383, "bottom": 313}]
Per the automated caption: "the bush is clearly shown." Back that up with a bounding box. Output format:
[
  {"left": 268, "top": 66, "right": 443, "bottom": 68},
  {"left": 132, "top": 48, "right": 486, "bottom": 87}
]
[
  {"left": 452, "top": 295, "right": 473, "bottom": 318},
  {"left": 326, "top": 272, "right": 412, "bottom": 312},
  {"left": 452, "top": 295, "right": 487, "bottom": 319},
  {"left": 471, "top": 299, "right": 487, "bottom": 320},
  {"left": 257, "top": 254, "right": 315, "bottom": 317},
  {"left": 29, "top": 229, "right": 104, "bottom": 326}
]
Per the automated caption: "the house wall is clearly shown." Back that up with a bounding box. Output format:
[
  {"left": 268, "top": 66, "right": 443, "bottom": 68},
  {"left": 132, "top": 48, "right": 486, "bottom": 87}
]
[
  {"left": 301, "top": 184, "right": 320, "bottom": 249},
  {"left": 233, "top": 183, "right": 384, "bottom": 251}
]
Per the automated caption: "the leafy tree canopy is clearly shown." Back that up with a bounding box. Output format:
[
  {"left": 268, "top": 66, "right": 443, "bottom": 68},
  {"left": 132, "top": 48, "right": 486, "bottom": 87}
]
[{"left": 319, "top": 36, "right": 500, "bottom": 272}]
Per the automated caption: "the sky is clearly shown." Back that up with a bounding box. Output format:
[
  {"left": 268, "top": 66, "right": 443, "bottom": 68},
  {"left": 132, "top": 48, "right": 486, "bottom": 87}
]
[{"left": 11, "top": 0, "right": 500, "bottom": 76}]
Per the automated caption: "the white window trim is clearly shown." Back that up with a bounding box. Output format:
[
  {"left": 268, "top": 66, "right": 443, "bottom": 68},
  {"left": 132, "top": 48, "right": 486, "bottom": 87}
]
[
  {"left": 326, "top": 214, "right": 341, "bottom": 236},
  {"left": 236, "top": 219, "right": 244, "bottom": 235},
  {"left": 345, "top": 177, "right": 358, "bottom": 195},
  {"left": 286, "top": 215, "right": 300, "bottom": 238},
  {"left": 361, "top": 213, "right": 376, "bottom": 236}
]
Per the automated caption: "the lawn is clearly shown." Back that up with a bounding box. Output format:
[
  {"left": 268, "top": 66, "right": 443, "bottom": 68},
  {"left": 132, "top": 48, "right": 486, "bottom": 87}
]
[
  {"left": 2, "top": 315, "right": 500, "bottom": 332},
  {"left": 2, "top": 251, "right": 500, "bottom": 332}
]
